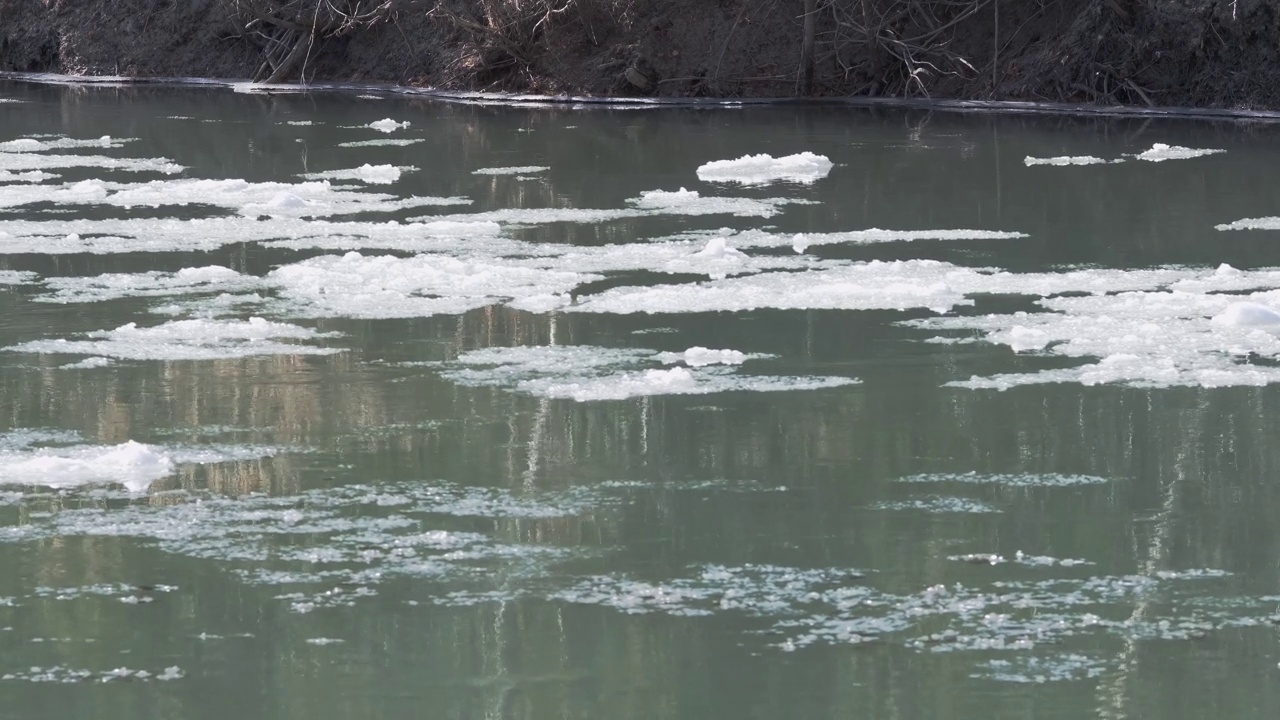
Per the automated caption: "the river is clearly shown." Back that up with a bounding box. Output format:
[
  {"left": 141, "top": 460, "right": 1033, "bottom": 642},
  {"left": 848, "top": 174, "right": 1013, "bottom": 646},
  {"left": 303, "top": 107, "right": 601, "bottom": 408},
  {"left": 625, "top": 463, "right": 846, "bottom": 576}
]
[{"left": 2, "top": 78, "right": 1280, "bottom": 719}]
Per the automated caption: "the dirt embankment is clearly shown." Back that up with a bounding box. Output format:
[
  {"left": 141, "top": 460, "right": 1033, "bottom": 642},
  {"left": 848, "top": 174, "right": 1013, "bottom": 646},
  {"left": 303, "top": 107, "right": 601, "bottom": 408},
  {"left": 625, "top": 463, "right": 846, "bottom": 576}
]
[{"left": 3, "top": 0, "right": 1280, "bottom": 110}]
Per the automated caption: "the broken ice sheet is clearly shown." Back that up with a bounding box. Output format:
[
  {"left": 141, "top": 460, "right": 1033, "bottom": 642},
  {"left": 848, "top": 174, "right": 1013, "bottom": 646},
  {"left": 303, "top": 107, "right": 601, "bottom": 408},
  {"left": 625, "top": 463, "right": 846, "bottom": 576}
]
[
  {"left": 506, "top": 235, "right": 825, "bottom": 281},
  {"left": 900, "top": 263, "right": 1280, "bottom": 388},
  {"left": 434, "top": 345, "right": 857, "bottom": 401},
  {"left": 0, "top": 215, "right": 508, "bottom": 255},
  {"left": 37, "top": 266, "right": 267, "bottom": 304},
  {"left": 266, "top": 251, "right": 599, "bottom": 319}
]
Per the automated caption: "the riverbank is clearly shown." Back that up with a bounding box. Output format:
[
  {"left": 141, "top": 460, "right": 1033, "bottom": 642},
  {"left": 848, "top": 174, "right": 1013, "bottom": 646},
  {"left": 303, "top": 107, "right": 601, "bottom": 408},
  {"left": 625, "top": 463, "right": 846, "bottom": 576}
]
[{"left": 2, "top": 1, "right": 1278, "bottom": 110}]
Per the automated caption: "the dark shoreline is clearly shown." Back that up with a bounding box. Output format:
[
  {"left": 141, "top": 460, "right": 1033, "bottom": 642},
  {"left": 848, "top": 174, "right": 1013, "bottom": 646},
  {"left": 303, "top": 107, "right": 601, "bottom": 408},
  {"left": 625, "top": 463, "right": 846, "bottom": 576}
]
[{"left": 8, "top": 71, "right": 1280, "bottom": 125}]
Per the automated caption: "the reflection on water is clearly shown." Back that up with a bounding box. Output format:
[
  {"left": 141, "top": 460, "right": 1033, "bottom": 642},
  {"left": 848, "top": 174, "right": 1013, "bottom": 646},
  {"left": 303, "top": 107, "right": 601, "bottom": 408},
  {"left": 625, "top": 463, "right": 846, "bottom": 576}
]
[{"left": 3, "top": 78, "right": 1280, "bottom": 719}]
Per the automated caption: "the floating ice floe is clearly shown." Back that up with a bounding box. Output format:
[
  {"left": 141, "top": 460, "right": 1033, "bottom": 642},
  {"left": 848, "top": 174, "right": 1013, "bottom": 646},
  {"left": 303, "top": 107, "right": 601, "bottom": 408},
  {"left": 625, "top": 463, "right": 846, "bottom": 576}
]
[
  {"left": 366, "top": 118, "right": 411, "bottom": 133},
  {"left": 1133, "top": 143, "right": 1225, "bottom": 162},
  {"left": 1216, "top": 216, "right": 1280, "bottom": 232},
  {"left": 435, "top": 344, "right": 855, "bottom": 401},
  {"left": 507, "top": 235, "right": 822, "bottom": 282},
  {"left": 285, "top": 120, "right": 314, "bottom": 126},
  {"left": 267, "top": 251, "right": 598, "bottom": 318},
  {"left": 571, "top": 261, "right": 1195, "bottom": 316},
  {"left": 906, "top": 263, "right": 1280, "bottom": 388},
  {"left": 2, "top": 474, "right": 1274, "bottom": 669},
  {"left": 0, "top": 150, "right": 182, "bottom": 174},
  {"left": 37, "top": 266, "right": 266, "bottom": 304},
  {"left": 60, "top": 357, "right": 113, "bottom": 369},
  {"left": 896, "top": 472, "right": 1108, "bottom": 486},
  {"left": 419, "top": 188, "right": 809, "bottom": 225},
  {"left": 1023, "top": 155, "right": 1113, "bottom": 166},
  {"left": 0, "top": 216, "right": 502, "bottom": 255},
  {"left": 0, "top": 136, "right": 130, "bottom": 153},
  {"left": 0, "top": 430, "right": 286, "bottom": 492},
  {"left": 300, "top": 164, "right": 414, "bottom": 185},
  {"left": 337, "top": 138, "right": 423, "bottom": 148},
  {"left": 0, "top": 270, "right": 37, "bottom": 285},
  {"left": 949, "top": 551, "right": 1093, "bottom": 567},
  {"left": 472, "top": 166, "right": 550, "bottom": 175},
  {"left": 0, "top": 169, "right": 59, "bottom": 183},
  {"left": 1, "top": 665, "right": 185, "bottom": 683},
  {"left": 779, "top": 228, "right": 1028, "bottom": 253},
  {"left": 872, "top": 497, "right": 1002, "bottom": 513},
  {"left": 696, "top": 152, "right": 833, "bottom": 185},
  {"left": 6, "top": 317, "right": 341, "bottom": 361},
  {"left": 0, "top": 177, "right": 468, "bottom": 215}
]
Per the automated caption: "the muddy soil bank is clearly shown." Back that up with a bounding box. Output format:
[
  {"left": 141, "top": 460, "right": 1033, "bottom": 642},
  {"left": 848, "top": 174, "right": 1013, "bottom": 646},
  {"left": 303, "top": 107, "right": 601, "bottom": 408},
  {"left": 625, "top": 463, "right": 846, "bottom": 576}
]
[{"left": 3, "top": 1, "right": 1280, "bottom": 110}]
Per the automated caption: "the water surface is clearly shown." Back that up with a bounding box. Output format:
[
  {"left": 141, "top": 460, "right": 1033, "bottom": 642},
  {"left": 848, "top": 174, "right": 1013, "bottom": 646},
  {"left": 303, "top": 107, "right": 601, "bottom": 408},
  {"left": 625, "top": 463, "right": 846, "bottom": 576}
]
[{"left": 2, "top": 80, "right": 1280, "bottom": 719}]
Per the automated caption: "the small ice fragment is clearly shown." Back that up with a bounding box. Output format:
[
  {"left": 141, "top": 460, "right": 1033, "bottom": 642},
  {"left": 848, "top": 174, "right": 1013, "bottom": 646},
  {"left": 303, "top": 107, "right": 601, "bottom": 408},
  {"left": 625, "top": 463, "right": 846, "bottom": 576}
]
[
  {"left": 1023, "top": 155, "right": 1112, "bottom": 166},
  {"left": 472, "top": 166, "right": 550, "bottom": 176},
  {"left": 1134, "top": 143, "right": 1225, "bottom": 162},
  {"left": 367, "top": 118, "right": 410, "bottom": 133},
  {"left": 693, "top": 236, "right": 747, "bottom": 260}
]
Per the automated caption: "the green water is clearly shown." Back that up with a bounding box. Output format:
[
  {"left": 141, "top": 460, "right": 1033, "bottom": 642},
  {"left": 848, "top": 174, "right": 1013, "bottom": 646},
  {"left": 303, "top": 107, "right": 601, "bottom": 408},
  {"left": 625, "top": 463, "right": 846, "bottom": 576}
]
[{"left": 2, "top": 79, "right": 1280, "bottom": 719}]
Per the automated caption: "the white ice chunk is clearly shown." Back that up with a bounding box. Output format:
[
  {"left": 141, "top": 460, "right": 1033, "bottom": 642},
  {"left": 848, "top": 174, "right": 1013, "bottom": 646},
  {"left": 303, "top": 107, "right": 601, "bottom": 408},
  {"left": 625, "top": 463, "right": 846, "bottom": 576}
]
[
  {"left": 0, "top": 439, "right": 172, "bottom": 492},
  {"left": 366, "top": 118, "right": 411, "bottom": 133},
  {"left": 696, "top": 152, "right": 833, "bottom": 185},
  {"left": 337, "top": 139, "right": 423, "bottom": 148},
  {"left": 472, "top": 166, "right": 550, "bottom": 175},
  {"left": 7, "top": 317, "right": 340, "bottom": 361},
  {"left": 1212, "top": 301, "right": 1280, "bottom": 327},
  {"left": 0, "top": 135, "right": 130, "bottom": 152},
  {"left": 1023, "top": 155, "right": 1114, "bottom": 166},
  {"left": 300, "top": 164, "right": 413, "bottom": 185},
  {"left": 1133, "top": 143, "right": 1225, "bottom": 162},
  {"left": 1216, "top": 216, "right": 1280, "bottom": 232},
  {"left": 654, "top": 347, "right": 753, "bottom": 367}
]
